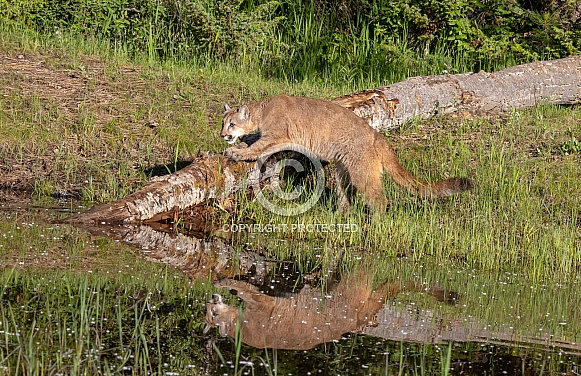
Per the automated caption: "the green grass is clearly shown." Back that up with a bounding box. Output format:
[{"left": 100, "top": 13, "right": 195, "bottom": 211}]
[
  {"left": 263, "top": 2, "right": 493, "bottom": 90},
  {"left": 0, "top": 14, "right": 578, "bottom": 291},
  {"left": 0, "top": 20, "right": 580, "bottom": 375},
  {"left": 0, "top": 268, "right": 215, "bottom": 375},
  {"left": 0, "top": 24, "right": 350, "bottom": 202},
  {"left": 8, "top": 0, "right": 560, "bottom": 91}
]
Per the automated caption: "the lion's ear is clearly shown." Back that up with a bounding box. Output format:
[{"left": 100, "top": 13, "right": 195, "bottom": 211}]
[
  {"left": 238, "top": 105, "right": 250, "bottom": 120},
  {"left": 218, "top": 321, "right": 230, "bottom": 337},
  {"left": 224, "top": 103, "right": 232, "bottom": 112}
]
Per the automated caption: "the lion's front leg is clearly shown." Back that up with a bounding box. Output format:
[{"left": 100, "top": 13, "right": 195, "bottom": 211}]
[{"left": 224, "top": 139, "right": 274, "bottom": 161}]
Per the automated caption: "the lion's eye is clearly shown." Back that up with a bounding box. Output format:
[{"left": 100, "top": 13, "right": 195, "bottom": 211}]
[{"left": 228, "top": 122, "right": 235, "bottom": 129}]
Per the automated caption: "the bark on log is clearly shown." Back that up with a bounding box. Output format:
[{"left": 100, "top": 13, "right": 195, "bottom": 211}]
[
  {"left": 69, "top": 56, "right": 581, "bottom": 224},
  {"left": 333, "top": 55, "right": 581, "bottom": 132},
  {"left": 334, "top": 55, "right": 581, "bottom": 131},
  {"left": 69, "top": 155, "right": 253, "bottom": 224}
]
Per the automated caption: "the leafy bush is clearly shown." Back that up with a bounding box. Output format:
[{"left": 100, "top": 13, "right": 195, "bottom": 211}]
[
  {"left": 1, "top": 0, "right": 579, "bottom": 85},
  {"left": 0, "top": 0, "right": 283, "bottom": 59}
]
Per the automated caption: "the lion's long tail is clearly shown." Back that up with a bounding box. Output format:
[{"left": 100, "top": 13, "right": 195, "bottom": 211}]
[{"left": 378, "top": 137, "right": 473, "bottom": 198}]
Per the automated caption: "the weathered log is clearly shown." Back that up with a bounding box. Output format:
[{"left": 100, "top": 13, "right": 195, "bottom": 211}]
[
  {"left": 68, "top": 150, "right": 284, "bottom": 224},
  {"left": 334, "top": 55, "right": 581, "bottom": 132},
  {"left": 69, "top": 155, "right": 252, "bottom": 224},
  {"left": 69, "top": 56, "right": 581, "bottom": 224}
]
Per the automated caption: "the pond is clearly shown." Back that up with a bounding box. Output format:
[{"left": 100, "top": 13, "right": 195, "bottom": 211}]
[{"left": 0, "top": 197, "right": 580, "bottom": 375}]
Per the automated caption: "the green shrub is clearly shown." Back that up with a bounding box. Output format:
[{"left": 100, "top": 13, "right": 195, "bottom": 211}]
[{"left": 1, "top": 0, "right": 579, "bottom": 86}]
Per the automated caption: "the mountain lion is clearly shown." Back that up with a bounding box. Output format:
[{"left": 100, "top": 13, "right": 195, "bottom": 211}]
[{"left": 221, "top": 95, "right": 472, "bottom": 211}]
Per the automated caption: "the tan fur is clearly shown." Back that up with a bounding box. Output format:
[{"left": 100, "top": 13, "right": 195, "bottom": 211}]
[
  {"left": 203, "top": 272, "right": 458, "bottom": 350},
  {"left": 221, "top": 95, "right": 472, "bottom": 211}
]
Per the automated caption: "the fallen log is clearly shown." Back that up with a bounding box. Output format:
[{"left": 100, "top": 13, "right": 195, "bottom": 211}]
[
  {"left": 69, "top": 155, "right": 249, "bottom": 224},
  {"left": 334, "top": 55, "right": 581, "bottom": 132},
  {"left": 68, "top": 149, "right": 283, "bottom": 224},
  {"left": 69, "top": 56, "right": 581, "bottom": 224}
]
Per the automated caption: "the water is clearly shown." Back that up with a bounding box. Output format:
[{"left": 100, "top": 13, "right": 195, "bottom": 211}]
[{"left": 0, "top": 198, "right": 580, "bottom": 375}]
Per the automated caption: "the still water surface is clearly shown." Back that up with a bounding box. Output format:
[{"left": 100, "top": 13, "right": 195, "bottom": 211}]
[{"left": 0, "top": 199, "right": 579, "bottom": 375}]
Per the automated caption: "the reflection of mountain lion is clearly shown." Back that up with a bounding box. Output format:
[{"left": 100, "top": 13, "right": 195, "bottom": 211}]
[
  {"left": 221, "top": 95, "right": 472, "bottom": 211},
  {"left": 204, "top": 273, "right": 457, "bottom": 350}
]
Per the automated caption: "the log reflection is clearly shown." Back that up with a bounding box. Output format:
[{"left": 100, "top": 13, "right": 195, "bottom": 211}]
[{"left": 75, "top": 221, "right": 581, "bottom": 357}]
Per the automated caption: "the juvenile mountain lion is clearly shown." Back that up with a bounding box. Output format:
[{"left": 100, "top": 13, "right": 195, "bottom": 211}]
[{"left": 221, "top": 95, "right": 472, "bottom": 211}]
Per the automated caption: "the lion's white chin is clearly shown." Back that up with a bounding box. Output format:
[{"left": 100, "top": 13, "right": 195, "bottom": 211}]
[{"left": 226, "top": 137, "right": 238, "bottom": 145}]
